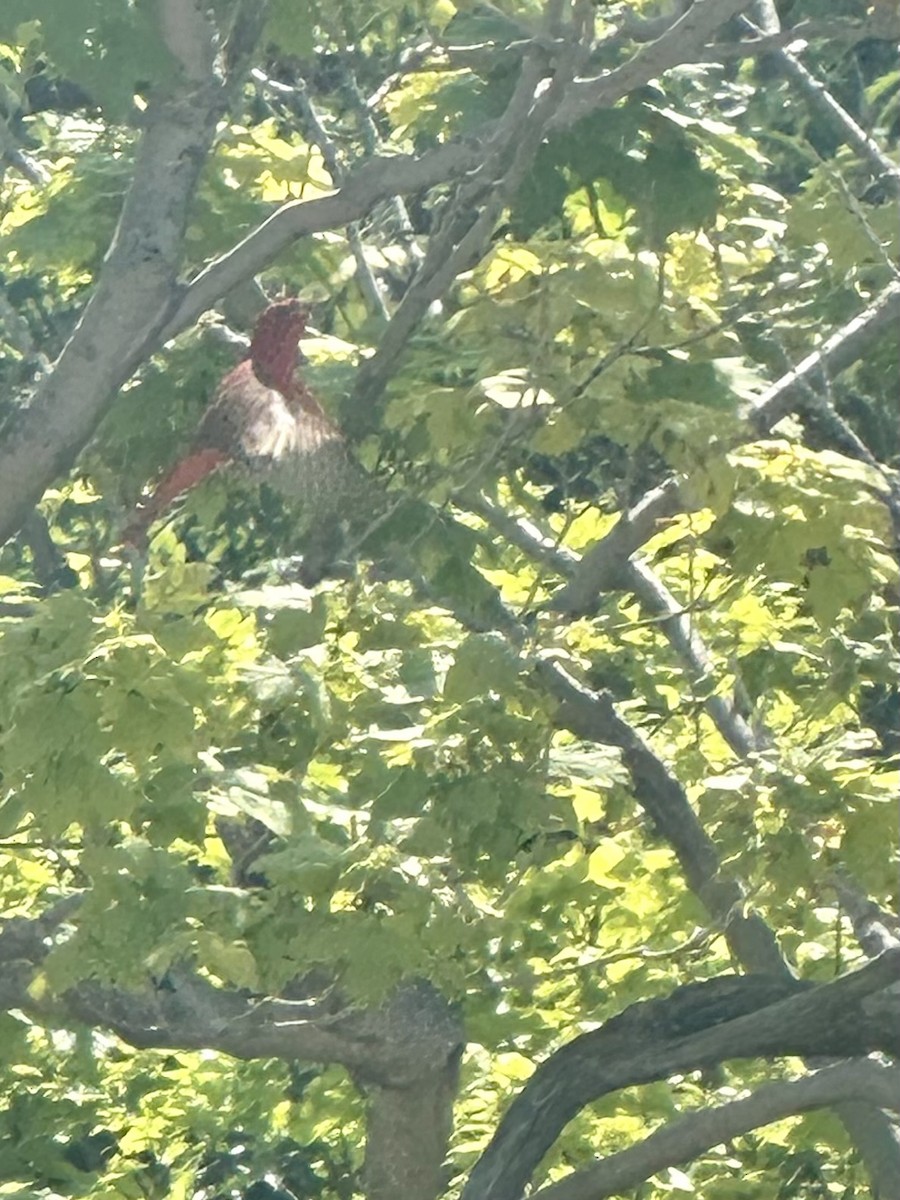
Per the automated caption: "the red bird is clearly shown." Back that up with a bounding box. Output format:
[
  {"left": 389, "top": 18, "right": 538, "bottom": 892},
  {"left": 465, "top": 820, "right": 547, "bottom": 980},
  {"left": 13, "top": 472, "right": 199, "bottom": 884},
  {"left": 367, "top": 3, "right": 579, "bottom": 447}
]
[{"left": 123, "top": 298, "right": 342, "bottom": 547}]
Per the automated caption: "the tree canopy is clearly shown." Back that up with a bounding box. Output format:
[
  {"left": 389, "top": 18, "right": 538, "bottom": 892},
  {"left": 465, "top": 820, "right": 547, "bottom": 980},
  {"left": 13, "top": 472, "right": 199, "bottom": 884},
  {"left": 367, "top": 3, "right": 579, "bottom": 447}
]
[{"left": 0, "top": 2, "right": 899, "bottom": 1199}]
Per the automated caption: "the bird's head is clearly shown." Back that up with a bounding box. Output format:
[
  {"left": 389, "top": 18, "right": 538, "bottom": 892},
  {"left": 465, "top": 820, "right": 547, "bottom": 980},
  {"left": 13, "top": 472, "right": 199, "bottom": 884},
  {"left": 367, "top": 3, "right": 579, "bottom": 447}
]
[{"left": 250, "top": 298, "right": 311, "bottom": 392}]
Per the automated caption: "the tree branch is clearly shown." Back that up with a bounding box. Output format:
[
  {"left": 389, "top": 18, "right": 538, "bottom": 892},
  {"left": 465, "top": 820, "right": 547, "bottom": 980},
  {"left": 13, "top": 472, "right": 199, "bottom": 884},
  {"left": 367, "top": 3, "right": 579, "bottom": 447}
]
[
  {"left": 739, "top": 12, "right": 900, "bottom": 199},
  {"left": 0, "top": 0, "right": 765, "bottom": 553},
  {"left": 460, "top": 954, "right": 900, "bottom": 1200},
  {"left": 0, "top": 897, "right": 463, "bottom": 1200},
  {"left": 550, "top": 279, "right": 900, "bottom": 617},
  {"left": 161, "top": 139, "right": 483, "bottom": 341},
  {"left": 0, "top": 5, "right": 235, "bottom": 547},
  {"left": 461, "top": 495, "right": 764, "bottom": 757},
  {"left": 531, "top": 1060, "right": 900, "bottom": 1200},
  {"left": 556, "top": 0, "right": 755, "bottom": 127}
]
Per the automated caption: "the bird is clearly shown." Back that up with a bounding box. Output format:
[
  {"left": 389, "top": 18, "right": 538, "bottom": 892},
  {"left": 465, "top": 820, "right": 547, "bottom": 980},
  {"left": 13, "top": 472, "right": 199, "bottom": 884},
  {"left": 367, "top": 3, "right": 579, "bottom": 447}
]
[{"left": 122, "top": 298, "right": 351, "bottom": 573}]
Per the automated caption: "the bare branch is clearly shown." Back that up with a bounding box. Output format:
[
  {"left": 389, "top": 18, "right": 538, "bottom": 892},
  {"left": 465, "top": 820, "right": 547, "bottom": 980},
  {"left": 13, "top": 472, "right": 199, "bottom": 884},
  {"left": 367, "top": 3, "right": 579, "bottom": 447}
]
[
  {"left": 740, "top": 13, "right": 900, "bottom": 199},
  {"left": 352, "top": 33, "right": 595, "bottom": 417},
  {"left": 556, "top": 0, "right": 756, "bottom": 127},
  {"left": 830, "top": 872, "right": 900, "bottom": 957},
  {"left": 0, "top": 115, "right": 51, "bottom": 185},
  {"left": 460, "top": 955, "right": 900, "bottom": 1200},
  {"left": 251, "top": 68, "right": 390, "bottom": 320},
  {"left": 693, "top": 18, "right": 900, "bottom": 59},
  {"left": 462, "top": 495, "right": 764, "bottom": 756},
  {"left": 533, "top": 1060, "right": 900, "bottom": 1200},
  {"left": 551, "top": 279, "right": 900, "bottom": 617}
]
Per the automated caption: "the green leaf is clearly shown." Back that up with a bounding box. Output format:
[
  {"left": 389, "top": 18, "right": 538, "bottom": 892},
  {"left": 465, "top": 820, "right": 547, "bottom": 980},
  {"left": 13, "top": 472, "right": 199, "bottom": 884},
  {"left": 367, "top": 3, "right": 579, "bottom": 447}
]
[
  {"left": 371, "top": 767, "right": 431, "bottom": 820},
  {"left": 445, "top": 634, "right": 519, "bottom": 704},
  {"left": 196, "top": 933, "right": 260, "bottom": 990}
]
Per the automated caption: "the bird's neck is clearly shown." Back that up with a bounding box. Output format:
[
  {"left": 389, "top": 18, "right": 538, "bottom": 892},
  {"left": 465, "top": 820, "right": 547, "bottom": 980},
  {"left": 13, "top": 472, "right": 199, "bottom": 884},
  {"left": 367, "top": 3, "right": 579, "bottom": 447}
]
[{"left": 251, "top": 342, "right": 297, "bottom": 394}]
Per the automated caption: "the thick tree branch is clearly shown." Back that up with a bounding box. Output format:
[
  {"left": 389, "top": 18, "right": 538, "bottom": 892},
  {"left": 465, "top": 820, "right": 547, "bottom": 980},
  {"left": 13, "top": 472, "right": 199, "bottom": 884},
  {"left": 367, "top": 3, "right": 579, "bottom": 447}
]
[
  {"left": 0, "top": 5, "right": 234, "bottom": 547},
  {"left": 460, "top": 953, "right": 900, "bottom": 1200},
  {"left": 830, "top": 872, "right": 900, "bottom": 958},
  {"left": 556, "top": 0, "right": 755, "bottom": 127},
  {"left": 532, "top": 1060, "right": 900, "bottom": 1200},
  {"left": 0, "top": 900, "right": 462, "bottom": 1200},
  {"left": 0, "top": 926, "right": 461, "bottom": 1083}
]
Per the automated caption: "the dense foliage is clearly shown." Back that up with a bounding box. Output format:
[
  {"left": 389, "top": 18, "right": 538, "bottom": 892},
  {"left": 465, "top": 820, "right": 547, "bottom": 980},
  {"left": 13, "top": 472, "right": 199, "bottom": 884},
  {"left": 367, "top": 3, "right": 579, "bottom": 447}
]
[{"left": 0, "top": 2, "right": 898, "bottom": 1199}]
